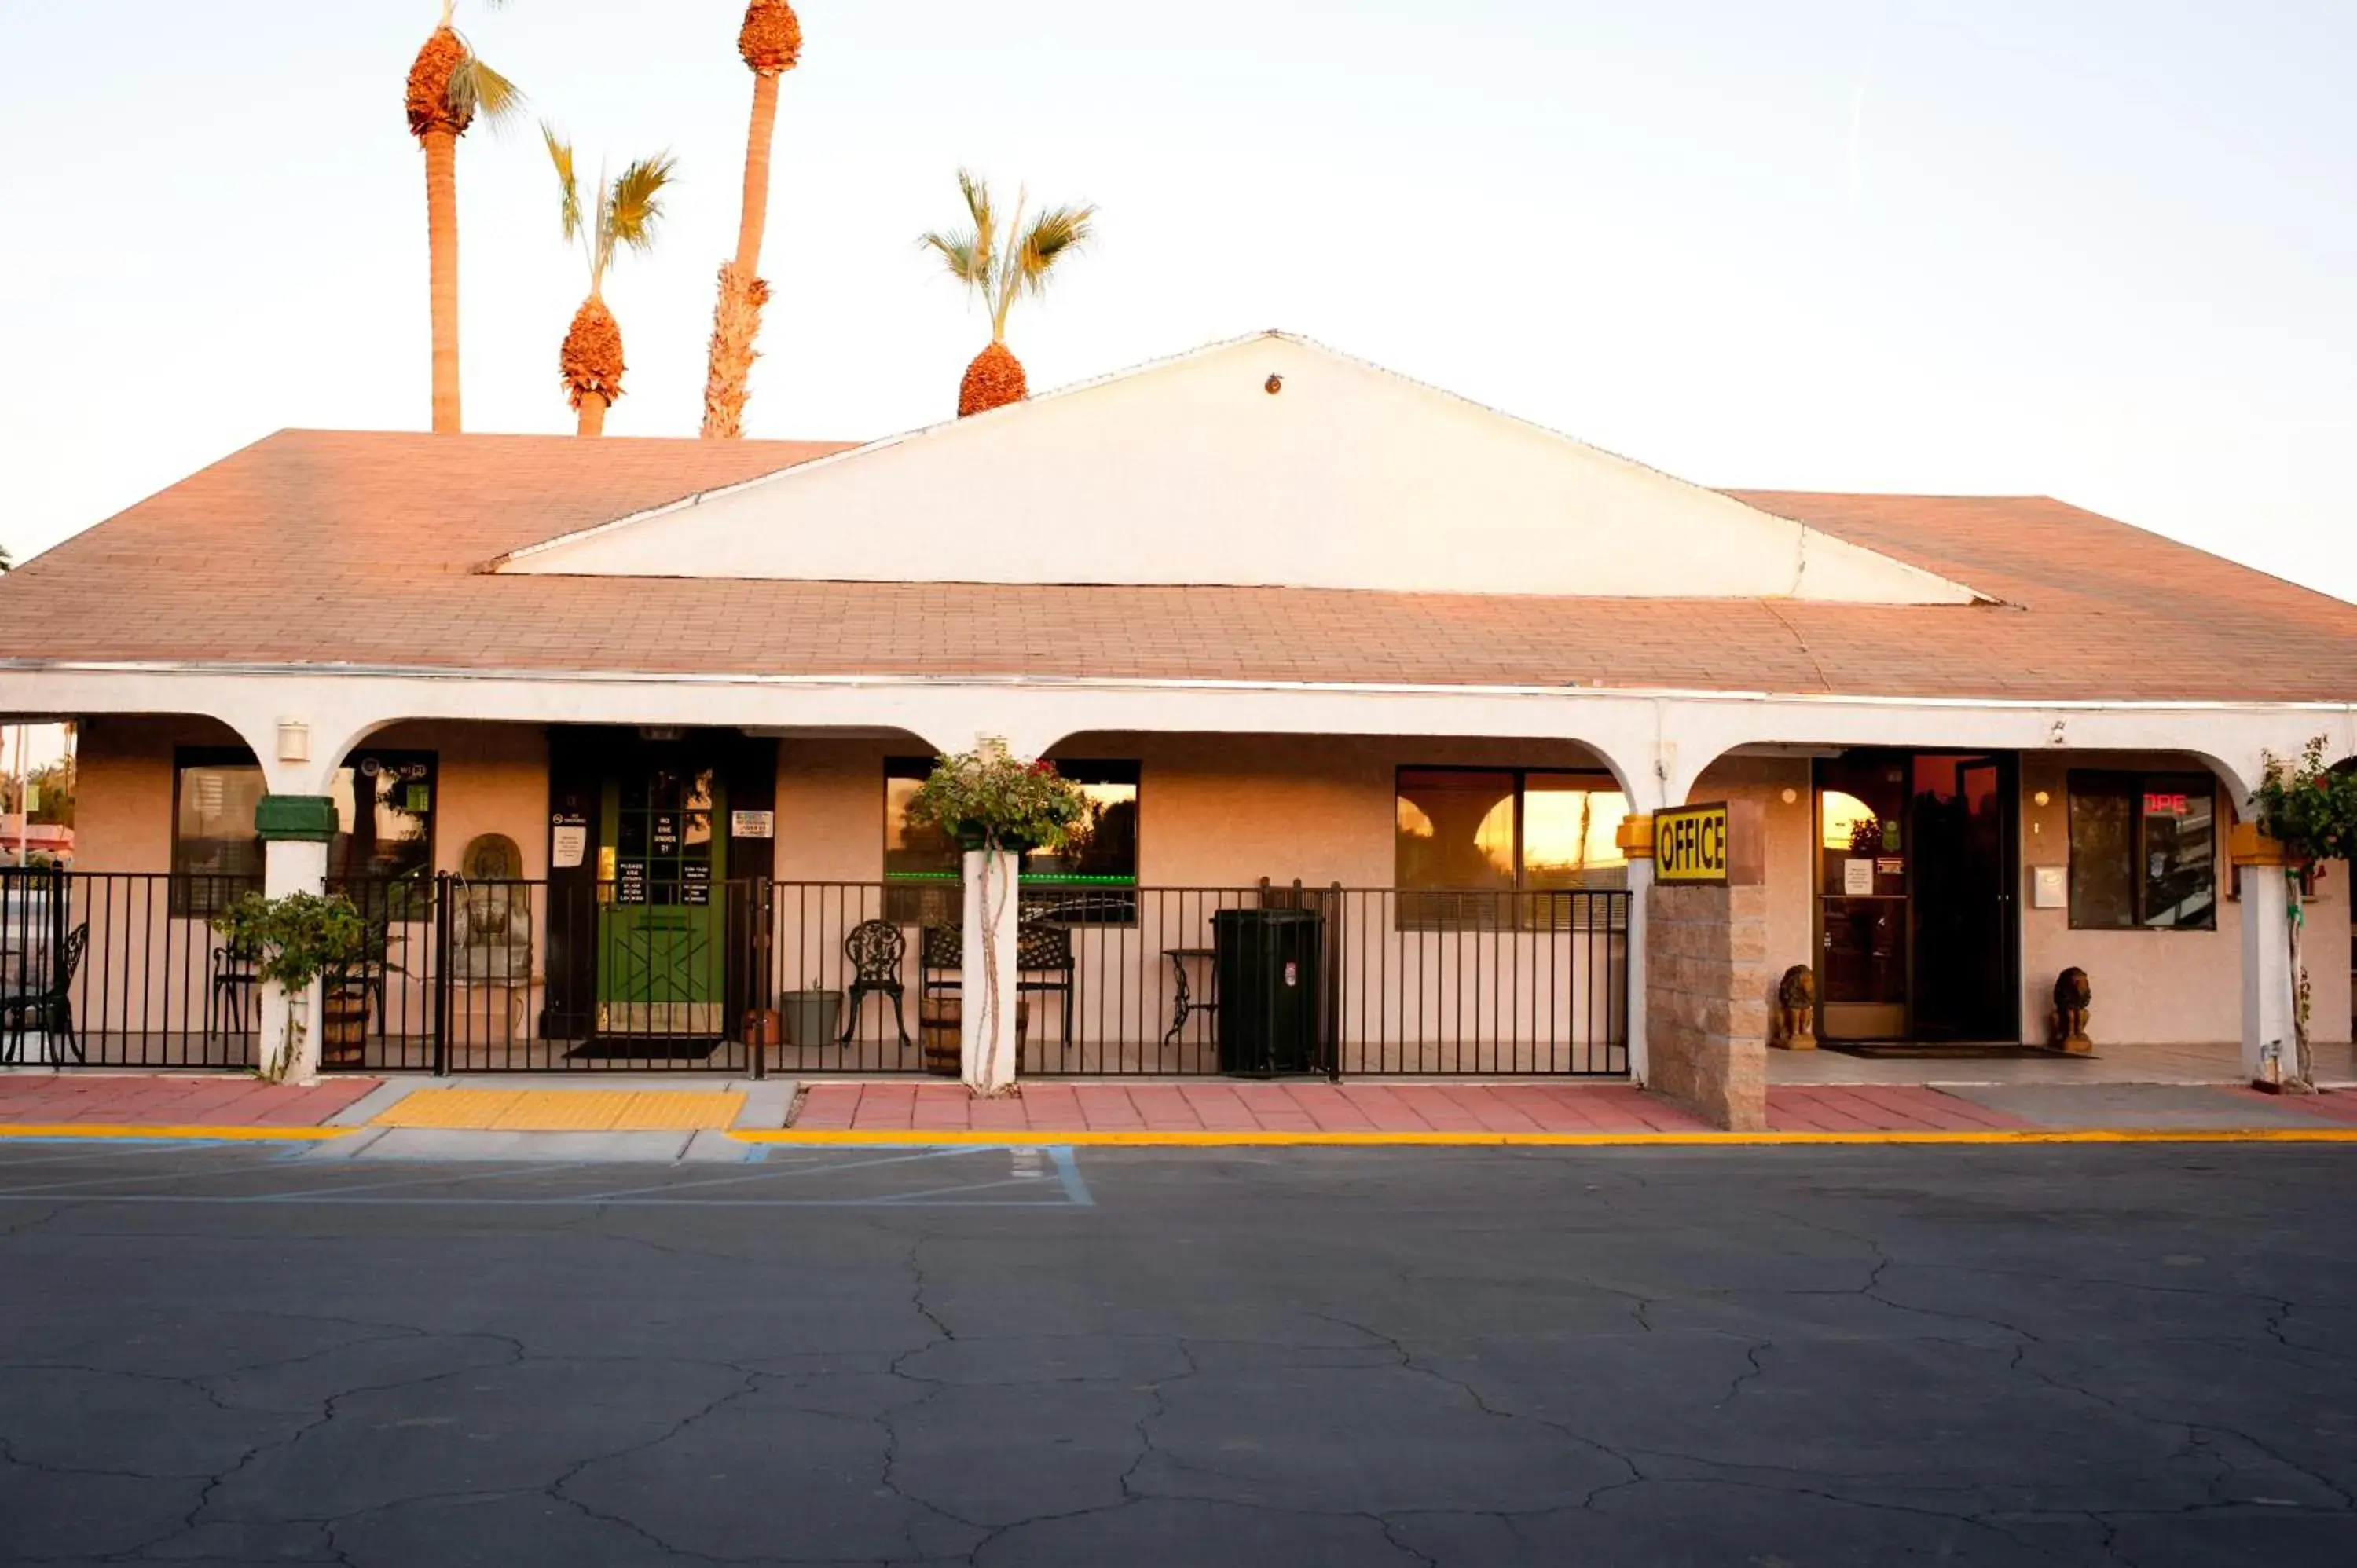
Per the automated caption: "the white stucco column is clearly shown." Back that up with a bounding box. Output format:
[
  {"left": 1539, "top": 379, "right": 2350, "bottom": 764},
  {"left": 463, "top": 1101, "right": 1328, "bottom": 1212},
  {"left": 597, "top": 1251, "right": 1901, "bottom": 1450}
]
[
  {"left": 1622, "top": 856, "right": 1653, "bottom": 1084},
  {"left": 257, "top": 835, "right": 329, "bottom": 1085},
  {"left": 961, "top": 847, "right": 1021, "bottom": 1096},
  {"left": 2240, "top": 863, "right": 2301, "bottom": 1089}
]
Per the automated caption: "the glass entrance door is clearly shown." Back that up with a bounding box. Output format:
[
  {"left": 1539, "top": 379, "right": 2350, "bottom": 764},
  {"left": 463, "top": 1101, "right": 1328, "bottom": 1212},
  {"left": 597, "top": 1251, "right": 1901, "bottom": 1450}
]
[
  {"left": 1817, "top": 756, "right": 1910, "bottom": 1039},
  {"left": 1815, "top": 752, "right": 2019, "bottom": 1042},
  {"left": 596, "top": 753, "right": 728, "bottom": 1037},
  {"left": 1909, "top": 755, "right": 2017, "bottom": 1040}
]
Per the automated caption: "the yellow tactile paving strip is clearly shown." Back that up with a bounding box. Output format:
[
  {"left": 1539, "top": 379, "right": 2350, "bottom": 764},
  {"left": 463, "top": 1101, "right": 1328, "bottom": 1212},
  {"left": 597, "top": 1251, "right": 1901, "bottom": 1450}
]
[{"left": 374, "top": 1089, "right": 744, "bottom": 1132}]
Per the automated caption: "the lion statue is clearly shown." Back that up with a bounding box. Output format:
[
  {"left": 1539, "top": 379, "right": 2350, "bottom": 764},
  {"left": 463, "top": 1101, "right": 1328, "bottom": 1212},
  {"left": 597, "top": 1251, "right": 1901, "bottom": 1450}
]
[
  {"left": 1774, "top": 964, "right": 1816, "bottom": 1050},
  {"left": 2050, "top": 967, "right": 2093, "bottom": 1053}
]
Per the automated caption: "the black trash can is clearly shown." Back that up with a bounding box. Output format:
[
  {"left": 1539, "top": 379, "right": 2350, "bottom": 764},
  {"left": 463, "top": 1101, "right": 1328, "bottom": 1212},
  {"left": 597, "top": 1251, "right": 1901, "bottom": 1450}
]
[{"left": 1211, "top": 907, "right": 1324, "bottom": 1076}]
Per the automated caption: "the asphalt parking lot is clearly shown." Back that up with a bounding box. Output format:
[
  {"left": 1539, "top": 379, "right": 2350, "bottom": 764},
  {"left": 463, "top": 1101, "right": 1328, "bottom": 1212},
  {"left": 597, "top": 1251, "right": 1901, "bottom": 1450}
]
[{"left": 1, "top": 1140, "right": 2352, "bottom": 1566}]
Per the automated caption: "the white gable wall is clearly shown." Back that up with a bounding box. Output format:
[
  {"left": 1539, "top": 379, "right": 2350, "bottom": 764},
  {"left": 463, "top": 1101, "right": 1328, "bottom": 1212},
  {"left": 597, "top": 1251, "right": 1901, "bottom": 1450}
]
[{"left": 503, "top": 335, "right": 1979, "bottom": 605}]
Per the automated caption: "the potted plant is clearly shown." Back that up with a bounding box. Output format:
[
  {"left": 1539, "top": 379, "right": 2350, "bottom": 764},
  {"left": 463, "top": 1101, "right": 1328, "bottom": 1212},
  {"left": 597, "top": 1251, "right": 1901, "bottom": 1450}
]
[
  {"left": 211, "top": 891, "right": 372, "bottom": 1083},
  {"left": 904, "top": 736, "right": 1089, "bottom": 855},
  {"left": 903, "top": 738, "right": 1087, "bottom": 1092},
  {"left": 2249, "top": 738, "right": 2357, "bottom": 1093}
]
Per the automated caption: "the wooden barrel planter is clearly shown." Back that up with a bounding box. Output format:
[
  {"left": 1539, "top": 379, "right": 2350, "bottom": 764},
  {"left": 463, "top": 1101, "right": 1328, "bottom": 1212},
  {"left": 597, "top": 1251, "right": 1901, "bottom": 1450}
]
[
  {"left": 321, "top": 984, "right": 371, "bottom": 1069},
  {"left": 917, "top": 996, "right": 1028, "bottom": 1078}
]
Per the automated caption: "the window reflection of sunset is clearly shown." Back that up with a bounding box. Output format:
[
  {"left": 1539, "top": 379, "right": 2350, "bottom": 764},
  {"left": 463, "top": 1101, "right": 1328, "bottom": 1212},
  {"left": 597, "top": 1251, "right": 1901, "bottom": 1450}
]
[
  {"left": 1473, "top": 798, "right": 1517, "bottom": 875},
  {"left": 1396, "top": 798, "right": 1435, "bottom": 838},
  {"left": 1523, "top": 789, "right": 1629, "bottom": 874},
  {"left": 1821, "top": 790, "right": 1878, "bottom": 850}
]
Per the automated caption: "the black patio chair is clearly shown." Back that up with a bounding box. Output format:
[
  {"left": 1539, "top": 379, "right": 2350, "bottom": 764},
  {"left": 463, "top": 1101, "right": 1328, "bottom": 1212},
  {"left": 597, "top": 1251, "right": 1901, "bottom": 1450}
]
[
  {"left": 841, "top": 918, "right": 912, "bottom": 1047},
  {"left": 207, "top": 941, "right": 259, "bottom": 1038},
  {"left": 1, "top": 923, "right": 86, "bottom": 1065}
]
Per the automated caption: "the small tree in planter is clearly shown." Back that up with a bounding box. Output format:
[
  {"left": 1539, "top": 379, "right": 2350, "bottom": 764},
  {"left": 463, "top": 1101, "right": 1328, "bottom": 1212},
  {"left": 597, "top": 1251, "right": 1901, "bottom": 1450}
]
[
  {"left": 212, "top": 892, "right": 371, "bottom": 1083},
  {"left": 2251, "top": 738, "right": 2357, "bottom": 1092},
  {"left": 904, "top": 738, "right": 1087, "bottom": 1093}
]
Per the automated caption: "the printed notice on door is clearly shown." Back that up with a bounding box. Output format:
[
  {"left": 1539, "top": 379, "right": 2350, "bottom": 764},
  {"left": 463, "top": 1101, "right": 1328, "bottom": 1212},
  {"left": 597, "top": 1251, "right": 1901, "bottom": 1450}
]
[{"left": 1842, "top": 859, "right": 1874, "bottom": 896}]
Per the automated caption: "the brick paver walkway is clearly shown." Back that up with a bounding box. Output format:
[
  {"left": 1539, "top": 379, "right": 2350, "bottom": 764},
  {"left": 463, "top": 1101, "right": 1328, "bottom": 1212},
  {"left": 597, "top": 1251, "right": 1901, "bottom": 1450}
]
[
  {"left": 796, "top": 1080, "right": 1718, "bottom": 1134},
  {"left": 2223, "top": 1085, "right": 2357, "bottom": 1123},
  {"left": 1766, "top": 1084, "right": 2035, "bottom": 1132},
  {"left": 0, "top": 1075, "right": 378, "bottom": 1127},
  {"left": 794, "top": 1080, "right": 2047, "bottom": 1135}
]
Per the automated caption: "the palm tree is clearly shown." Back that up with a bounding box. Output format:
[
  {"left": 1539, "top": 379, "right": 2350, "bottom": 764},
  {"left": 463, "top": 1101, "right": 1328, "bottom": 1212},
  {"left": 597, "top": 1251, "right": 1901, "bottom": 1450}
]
[
  {"left": 699, "top": 1, "right": 803, "bottom": 439},
  {"left": 405, "top": 2, "right": 522, "bottom": 434},
  {"left": 544, "top": 129, "right": 677, "bottom": 437},
  {"left": 0, "top": 545, "right": 12, "bottom": 574},
  {"left": 920, "top": 171, "right": 1096, "bottom": 417}
]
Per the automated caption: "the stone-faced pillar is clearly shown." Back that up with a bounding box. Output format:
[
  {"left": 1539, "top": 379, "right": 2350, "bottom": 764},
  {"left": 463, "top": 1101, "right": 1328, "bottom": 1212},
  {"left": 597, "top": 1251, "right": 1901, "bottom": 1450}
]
[{"left": 1640, "top": 801, "right": 1770, "bottom": 1130}]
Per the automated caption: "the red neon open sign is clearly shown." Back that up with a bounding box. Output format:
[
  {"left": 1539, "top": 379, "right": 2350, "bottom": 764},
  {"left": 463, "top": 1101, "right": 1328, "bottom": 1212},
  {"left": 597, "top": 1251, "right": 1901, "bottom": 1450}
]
[{"left": 2143, "top": 792, "right": 2190, "bottom": 818}]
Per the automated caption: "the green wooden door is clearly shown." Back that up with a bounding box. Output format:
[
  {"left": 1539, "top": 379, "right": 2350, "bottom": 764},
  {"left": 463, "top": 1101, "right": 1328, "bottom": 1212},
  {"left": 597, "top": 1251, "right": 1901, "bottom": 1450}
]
[{"left": 596, "top": 757, "right": 728, "bottom": 1037}]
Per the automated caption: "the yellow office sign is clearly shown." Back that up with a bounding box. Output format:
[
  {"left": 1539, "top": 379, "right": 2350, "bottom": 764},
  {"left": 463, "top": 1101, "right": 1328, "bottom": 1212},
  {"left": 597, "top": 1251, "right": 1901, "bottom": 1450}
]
[{"left": 1654, "top": 801, "right": 1733, "bottom": 885}]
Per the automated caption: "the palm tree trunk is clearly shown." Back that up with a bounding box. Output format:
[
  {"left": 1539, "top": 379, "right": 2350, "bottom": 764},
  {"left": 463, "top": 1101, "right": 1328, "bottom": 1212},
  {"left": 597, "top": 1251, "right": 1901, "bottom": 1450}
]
[
  {"left": 423, "top": 127, "right": 462, "bottom": 434},
  {"left": 700, "top": 70, "right": 783, "bottom": 438},
  {"left": 736, "top": 71, "right": 780, "bottom": 272},
  {"left": 577, "top": 393, "right": 609, "bottom": 438}
]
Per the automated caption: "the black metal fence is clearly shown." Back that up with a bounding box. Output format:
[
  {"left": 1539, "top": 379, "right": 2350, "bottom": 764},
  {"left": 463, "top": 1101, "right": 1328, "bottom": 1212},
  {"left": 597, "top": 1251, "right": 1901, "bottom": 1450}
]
[
  {"left": 1007, "top": 884, "right": 1628, "bottom": 1077},
  {"left": 2, "top": 870, "right": 1627, "bottom": 1078}
]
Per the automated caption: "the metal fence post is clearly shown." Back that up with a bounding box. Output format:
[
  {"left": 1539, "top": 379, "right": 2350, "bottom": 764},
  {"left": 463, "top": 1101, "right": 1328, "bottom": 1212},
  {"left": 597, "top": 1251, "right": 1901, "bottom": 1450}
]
[
  {"left": 750, "top": 878, "right": 772, "bottom": 1081},
  {"left": 1327, "top": 881, "right": 1345, "bottom": 1083},
  {"left": 431, "top": 873, "right": 453, "bottom": 1077}
]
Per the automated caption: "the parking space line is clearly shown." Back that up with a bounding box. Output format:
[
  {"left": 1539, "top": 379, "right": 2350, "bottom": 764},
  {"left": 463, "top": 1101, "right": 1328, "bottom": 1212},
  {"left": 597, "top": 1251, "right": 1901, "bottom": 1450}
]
[{"left": 560, "top": 1145, "right": 980, "bottom": 1203}]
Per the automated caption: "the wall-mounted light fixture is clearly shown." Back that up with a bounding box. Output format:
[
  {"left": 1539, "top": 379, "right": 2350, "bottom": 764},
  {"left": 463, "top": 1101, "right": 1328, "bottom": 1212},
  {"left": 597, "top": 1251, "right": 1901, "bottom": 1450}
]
[
  {"left": 1780, "top": 787, "right": 1799, "bottom": 805},
  {"left": 2033, "top": 789, "right": 2052, "bottom": 808},
  {"left": 1265, "top": 373, "right": 1284, "bottom": 394},
  {"left": 276, "top": 720, "right": 310, "bottom": 764}
]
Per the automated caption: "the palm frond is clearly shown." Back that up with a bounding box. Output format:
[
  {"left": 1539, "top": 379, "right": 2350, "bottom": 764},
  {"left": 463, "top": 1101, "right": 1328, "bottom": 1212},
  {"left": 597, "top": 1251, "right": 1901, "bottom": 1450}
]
[
  {"left": 918, "top": 228, "right": 990, "bottom": 289},
  {"left": 604, "top": 153, "right": 676, "bottom": 254},
  {"left": 955, "top": 168, "right": 995, "bottom": 257},
  {"left": 541, "top": 123, "right": 581, "bottom": 244},
  {"left": 1012, "top": 202, "right": 1096, "bottom": 295},
  {"left": 448, "top": 53, "right": 526, "bottom": 132}
]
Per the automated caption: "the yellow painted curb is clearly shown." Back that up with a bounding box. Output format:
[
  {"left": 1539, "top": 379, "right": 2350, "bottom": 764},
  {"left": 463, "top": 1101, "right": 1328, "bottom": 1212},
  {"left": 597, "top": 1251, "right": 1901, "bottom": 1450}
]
[
  {"left": 0, "top": 1123, "right": 352, "bottom": 1142},
  {"left": 733, "top": 1127, "right": 2357, "bottom": 1149}
]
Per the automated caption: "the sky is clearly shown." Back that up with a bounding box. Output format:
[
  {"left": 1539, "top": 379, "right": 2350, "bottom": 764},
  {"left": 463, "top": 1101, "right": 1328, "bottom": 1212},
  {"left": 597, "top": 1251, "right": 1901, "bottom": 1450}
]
[{"left": 2, "top": 1, "right": 2355, "bottom": 606}]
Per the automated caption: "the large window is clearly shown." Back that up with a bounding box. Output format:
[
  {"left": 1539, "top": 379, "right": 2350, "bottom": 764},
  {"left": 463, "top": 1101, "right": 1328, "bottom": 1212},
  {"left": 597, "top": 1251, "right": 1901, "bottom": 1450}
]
[
  {"left": 172, "top": 748, "right": 266, "bottom": 914},
  {"left": 1396, "top": 768, "right": 1627, "bottom": 928},
  {"left": 332, "top": 753, "right": 437, "bottom": 889},
  {"left": 2067, "top": 772, "right": 2216, "bottom": 930},
  {"left": 172, "top": 747, "right": 437, "bottom": 918},
  {"left": 884, "top": 757, "right": 1140, "bottom": 924}
]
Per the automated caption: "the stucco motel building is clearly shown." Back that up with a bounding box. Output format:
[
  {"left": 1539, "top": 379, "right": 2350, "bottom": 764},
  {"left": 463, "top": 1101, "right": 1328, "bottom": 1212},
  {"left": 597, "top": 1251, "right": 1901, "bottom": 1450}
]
[{"left": 1, "top": 334, "right": 2352, "bottom": 1119}]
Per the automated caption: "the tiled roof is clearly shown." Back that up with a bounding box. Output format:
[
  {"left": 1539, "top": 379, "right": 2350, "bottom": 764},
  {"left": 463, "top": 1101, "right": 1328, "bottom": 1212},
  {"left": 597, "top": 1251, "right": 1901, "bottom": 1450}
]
[{"left": 2, "top": 430, "right": 2352, "bottom": 703}]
